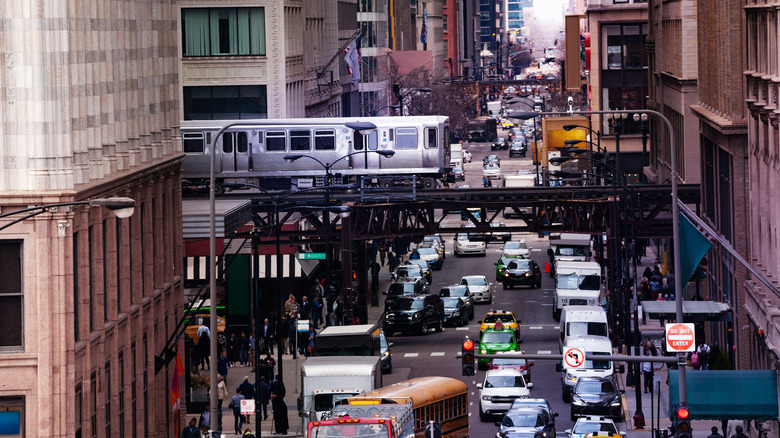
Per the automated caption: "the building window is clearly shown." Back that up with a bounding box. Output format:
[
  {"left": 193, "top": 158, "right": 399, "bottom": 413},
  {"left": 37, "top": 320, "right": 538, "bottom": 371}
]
[
  {"left": 75, "top": 384, "right": 82, "bottom": 438},
  {"left": 139, "top": 206, "right": 145, "bottom": 298},
  {"left": 182, "top": 8, "right": 266, "bottom": 57},
  {"left": 143, "top": 335, "right": 148, "bottom": 437},
  {"left": 361, "top": 56, "right": 377, "bottom": 83},
  {"left": 0, "top": 396, "right": 25, "bottom": 437},
  {"left": 103, "top": 220, "right": 108, "bottom": 322},
  {"left": 131, "top": 342, "right": 137, "bottom": 438},
  {"left": 600, "top": 23, "right": 648, "bottom": 135},
  {"left": 90, "top": 371, "right": 97, "bottom": 438},
  {"left": 105, "top": 361, "right": 111, "bottom": 437},
  {"left": 602, "top": 24, "right": 647, "bottom": 70},
  {"left": 118, "top": 352, "right": 125, "bottom": 438},
  {"left": 88, "top": 226, "right": 95, "bottom": 331},
  {"left": 184, "top": 85, "right": 268, "bottom": 120},
  {"left": 358, "top": 0, "right": 375, "bottom": 12},
  {"left": 360, "top": 21, "right": 377, "bottom": 47},
  {"left": 73, "top": 231, "right": 79, "bottom": 341},
  {"left": 115, "top": 219, "right": 121, "bottom": 315}
]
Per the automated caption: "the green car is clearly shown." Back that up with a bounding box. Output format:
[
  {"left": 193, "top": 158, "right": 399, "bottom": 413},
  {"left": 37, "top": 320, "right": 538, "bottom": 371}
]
[
  {"left": 478, "top": 328, "right": 519, "bottom": 369},
  {"left": 495, "top": 256, "right": 520, "bottom": 281}
]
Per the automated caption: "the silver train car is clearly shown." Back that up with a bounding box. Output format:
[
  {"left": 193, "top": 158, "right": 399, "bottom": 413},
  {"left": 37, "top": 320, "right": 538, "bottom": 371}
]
[{"left": 180, "top": 116, "right": 451, "bottom": 192}]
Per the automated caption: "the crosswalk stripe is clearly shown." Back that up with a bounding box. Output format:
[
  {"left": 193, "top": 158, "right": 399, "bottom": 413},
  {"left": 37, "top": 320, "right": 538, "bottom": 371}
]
[
  {"left": 404, "top": 353, "right": 419, "bottom": 358},
  {"left": 456, "top": 327, "right": 470, "bottom": 330},
  {"left": 529, "top": 326, "right": 543, "bottom": 330},
  {"left": 431, "top": 352, "right": 445, "bottom": 357},
  {"left": 537, "top": 350, "right": 551, "bottom": 354}
]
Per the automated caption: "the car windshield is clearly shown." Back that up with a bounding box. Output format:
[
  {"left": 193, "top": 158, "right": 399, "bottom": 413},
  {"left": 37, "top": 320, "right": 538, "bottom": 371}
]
[
  {"left": 577, "top": 379, "right": 617, "bottom": 394},
  {"left": 482, "top": 331, "right": 515, "bottom": 344},
  {"left": 492, "top": 357, "right": 527, "bottom": 366},
  {"left": 391, "top": 300, "right": 424, "bottom": 311},
  {"left": 464, "top": 277, "right": 487, "bottom": 286},
  {"left": 555, "top": 245, "right": 588, "bottom": 256},
  {"left": 556, "top": 274, "right": 580, "bottom": 290},
  {"left": 442, "top": 297, "right": 461, "bottom": 307},
  {"left": 388, "top": 283, "right": 416, "bottom": 295},
  {"left": 408, "top": 260, "right": 429, "bottom": 271},
  {"left": 485, "top": 164, "right": 499, "bottom": 170},
  {"left": 504, "top": 242, "right": 528, "bottom": 250},
  {"left": 309, "top": 423, "right": 389, "bottom": 438},
  {"left": 508, "top": 261, "right": 531, "bottom": 270},
  {"left": 417, "top": 248, "right": 438, "bottom": 256},
  {"left": 442, "top": 286, "right": 469, "bottom": 297},
  {"left": 579, "top": 274, "right": 601, "bottom": 290},
  {"left": 396, "top": 266, "right": 421, "bottom": 276},
  {"left": 380, "top": 334, "right": 388, "bottom": 350},
  {"left": 585, "top": 352, "right": 611, "bottom": 370},
  {"left": 573, "top": 421, "right": 617, "bottom": 434},
  {"left": 484, "top": 314, "right": 514, "bottom": 323},
  {"left": 568, "top": 321, "right": 609, "bottom": 338},
  {"left": 502, "top": 412, "right": 542, "bottom": 428},
  {"left": 484, "top": 375, "right": 525, "bottom": 388}
]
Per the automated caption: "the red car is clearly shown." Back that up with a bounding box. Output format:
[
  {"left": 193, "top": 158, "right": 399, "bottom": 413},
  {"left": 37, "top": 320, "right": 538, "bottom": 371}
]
[{"left": 489, "top": 351, "right": 534, "bottom": 383}]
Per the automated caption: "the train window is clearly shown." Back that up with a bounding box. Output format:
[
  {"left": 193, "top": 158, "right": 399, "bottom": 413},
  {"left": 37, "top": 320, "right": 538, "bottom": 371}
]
[
  {"left": 183, "top": 133, "right": 205, "bottom": 153},
  {"left": 396, "top": 127, "right": 418, "bottom": 149},
  {"left": 237, "top": 132, "right": 248, "bottom": 153},
  {"left": 314, "top": 129, "right": 336, "bottom": 150},
  {"left": 290, "top": 129, "right": 311, "bottom": 151},
  {"left": 266, "top": 130, "right": 286, "bottom": 151},
  {"left": 425, "top": 127, "right": 438, "bottom": 148},
  {"left": 222, "top": 134, "right": 233, "bottom": 153}
]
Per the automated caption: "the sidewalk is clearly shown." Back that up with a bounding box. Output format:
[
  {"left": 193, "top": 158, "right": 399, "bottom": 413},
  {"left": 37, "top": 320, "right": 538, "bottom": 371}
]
[
  {"left": 618, "top": 246, "right": 726, "bottom": 438},
  {"left": 215, "top": 265, "right": 393, "bottom": 437}
]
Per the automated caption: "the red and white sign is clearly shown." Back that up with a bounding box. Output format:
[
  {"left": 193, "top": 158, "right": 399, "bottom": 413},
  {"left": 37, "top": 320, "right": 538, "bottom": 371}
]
[
  {"left": 240, "top": 399, "right": 255, "bottom": 416},
  {"left": 563, "top": 347, "right": 586, "bottom": 368},
  {"left": 665, "top": 323, "right": 696, "bottom": 352}
]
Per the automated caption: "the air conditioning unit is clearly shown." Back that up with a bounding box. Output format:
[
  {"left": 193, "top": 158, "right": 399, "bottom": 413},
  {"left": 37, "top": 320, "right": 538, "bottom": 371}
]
[{"left": 643, "top": 166, "right": 657, "bottom": 183}]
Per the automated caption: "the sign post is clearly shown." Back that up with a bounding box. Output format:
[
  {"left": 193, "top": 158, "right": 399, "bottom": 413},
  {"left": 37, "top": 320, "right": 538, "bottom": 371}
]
[
  {"left": 240, "top": 398, "right": 255, "bottom": 416},
  {"left": 665, "top": 323, "right": 696, "bottom": 353}
]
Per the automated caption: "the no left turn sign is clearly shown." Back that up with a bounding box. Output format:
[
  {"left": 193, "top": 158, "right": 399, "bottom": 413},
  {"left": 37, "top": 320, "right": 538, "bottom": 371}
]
[
  {"left": 563, "top": 347, "right": 585, "bottom": 368},
  {"left": 665, "top": 323, "right": 696, "bottom": 352}
]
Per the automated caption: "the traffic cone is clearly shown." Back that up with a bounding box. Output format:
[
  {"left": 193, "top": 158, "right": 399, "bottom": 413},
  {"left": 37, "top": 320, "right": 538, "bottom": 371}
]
[{"left": 544, "top": 260, "right": 550, "bottom": 273}]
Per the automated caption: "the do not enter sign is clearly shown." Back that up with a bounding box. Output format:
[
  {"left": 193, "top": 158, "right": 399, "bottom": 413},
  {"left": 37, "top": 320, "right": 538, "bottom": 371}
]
[{"left": 665, "top": 323, "right": 696, "bottom": 352}]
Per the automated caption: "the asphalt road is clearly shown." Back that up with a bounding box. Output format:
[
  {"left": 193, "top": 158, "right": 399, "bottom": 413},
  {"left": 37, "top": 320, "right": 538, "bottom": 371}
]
[{"left": 382, "top": 135, "right": 629, "bottom": 437}]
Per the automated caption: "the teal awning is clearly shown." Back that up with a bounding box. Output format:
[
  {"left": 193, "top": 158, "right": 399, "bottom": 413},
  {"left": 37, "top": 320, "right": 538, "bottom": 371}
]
[{"left": 669, "top": 370, "right": 779, "bottom": 420}]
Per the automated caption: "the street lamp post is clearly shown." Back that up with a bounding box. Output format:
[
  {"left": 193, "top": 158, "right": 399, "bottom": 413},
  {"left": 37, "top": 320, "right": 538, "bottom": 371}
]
[
  {"left": 508, "top": 108, "right": 688, "bottom": 412},
  {"left": 0, "top": 197, "right": 136, "bottom": 232},
  {"left": 370, "top": 104, "right": 401, "bottom": 116},
  {"left": 284, "top": 147, "right": 393, "bottom": 324},
  {"left": 633, "top": 113, "right": 649, "bottom": 184},
  {"left": 505, "top": 99, "right": 541, "bottom": 182},
  {"left": 393, "top": 87, "right": 432, "bottom": 116},
  {"left": 563, "top": 125, "right": 603, "bottom": 154}
]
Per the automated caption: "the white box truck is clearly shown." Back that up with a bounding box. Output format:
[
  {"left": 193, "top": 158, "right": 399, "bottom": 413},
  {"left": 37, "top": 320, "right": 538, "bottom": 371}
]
[
  {"left": 487, "top": 101, "right": 503, "bottom": 119},
  {"left": 298, "top": 356, "right": 382, "bottom": 432},
  {"left": 503, "top": 174, "right": 536, "bottom": 219},
  {"left": 552, "top": 261, "right": 603, "bottom": 321},
  {"left": 547, "top": 233, "right": 592, "bottom": 276},
  {"left": 556, "top": 335, "right": 623, "bottom": 402},
  {"left": 450, "top": 143, "right": 463, "bottom": 169},
  {"left": 558, "top": 305, "right": 609, "bottom": 352}
]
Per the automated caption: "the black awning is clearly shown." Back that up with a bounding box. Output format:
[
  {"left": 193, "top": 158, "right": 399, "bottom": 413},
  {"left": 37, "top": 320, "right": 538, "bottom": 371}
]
[{"left": 641, "top": 300, "right": 732, "bottom": 322}]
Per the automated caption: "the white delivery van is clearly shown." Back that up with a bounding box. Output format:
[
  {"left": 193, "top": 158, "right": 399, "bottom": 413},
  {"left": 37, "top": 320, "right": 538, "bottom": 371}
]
[
  {"left": 547, "top": 233, "right": 592, "bottom": 276},
  {"left": 450, "top": 143, "right": 463, "bottom": 169},
  {"left": 503, "top": 174, "right": 536, "bottom": 219},
  {"left": 298, "top": 356, "right": 382, "bottom": 432},
  {"left": 556, "top": 335, "right": 623, "bottom": 402},
  {"left": 559, "top": 305, "right": 609, "bottom": 352},
  {"left": 552, "top": 261, "right": 602, "bottom": 321}
]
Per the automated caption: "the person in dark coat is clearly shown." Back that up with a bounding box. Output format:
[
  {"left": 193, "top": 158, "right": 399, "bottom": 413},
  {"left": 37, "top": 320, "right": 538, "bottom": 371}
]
[
  {"left": 270, "top": 375, "right": 286, "bottom": 398},
  {"left": 198, "top": 331, "right": 210, "bottom": 371},
  {"left": 299, "top": 296, "right": 311, "bottom": 320},
  {"left": 227, "top": 332, "right": 241, "bottom": 365},
  {"left": 271, "top": 393, "right": 289, "bottom": 434},
  {"left": 217, "top": 351, "right": 229, "bottom": 378},
  {"left": 239, "top": 376, "right": 255, "bottom": 400},
  {"left": 181, "top": 417, "right": 200, "bottom": 438},
  {"left": 261, "top": 318, "right": 275, "bottom": 355},
  {"left": 258, "top": 376, "right": 271, "bottom": 420}
]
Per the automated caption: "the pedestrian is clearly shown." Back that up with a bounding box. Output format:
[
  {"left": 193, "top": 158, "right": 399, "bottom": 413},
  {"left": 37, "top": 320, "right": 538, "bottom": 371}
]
[
  {"left": 180, "top": 417, "right": 200, "bottom": 438},
  {"left": 263, "top": 352, "right": 276, "bottom": 383},
  {"left": 262, "top": 318, "right": 275, "bottom": 355},
  {"left": 239, "top": 376, "right": 255, "bottom": 401},
  {"left": 284, "top": 294, "right": 297, "bottom": 317},
  {"left": 228, "top": 332, "right": 240, "bottom": 366},
  {"left": 300, "top": 295, "right": 311, "bottom": 320},
  {"left": 217, "top": 351, "right": 229, "bottom": 378},
  {"left": 243, "top": 428, "right": 257, "bottom": 438},
  {"left": 271, "top": 393, "right": 289, "bottom": 434},
  {"left": 643, "top": 266, "right": 653, "bottom": 281},
  {"left": 641, "top": 351, "right": 654, "bottom": 394},
  {"left": 217, "top": 374, "right": 228, "bottom": 431},
  {"left": 248, "top": 331, "right": 256, "bottom": 369},
  {"left": 278, "top": 314, "right": 289, "bottom": 355},
  {"left": 270, "top": 375, "right": 286, "bottom": 398},
  {"left": 731, "top": 425, "right": 748, "bottom": 438},
  {"left": 258, "top": 376, "right": 271, "bottom": 420},
  {"left": 312, "top": 295, "right": 323, "bottom": 331},
  {"left": 371, "top": 260, "right": 380, "bottom": 296},
  {"left": 644, "top": 337, "right": 657, "bottom": 356},
  {"left": 239, "top": 332, "right": 249, "bottom": 366},
  {"left": 229, "top": 388, "right": 245, "bottom": 435},
  {"left": 306, "top": 332, "right": 315, "bottom": 357},
  {"left": 197, "top": 325, "right": 211, "bottom": 371},
  {"left": 329, "top": 311, "right": 338, "bottom": 327},
  {"left": 378, "top": 241, "right": 387, "bottom": 266},
  {"left": 707, "top": 426, "right": 724, "bottom": 438},
  {"left": 697, "top": 343, "right": 711, "bottom": 370},
  {"left": 198, "top": 403, "right": 211, "bottom": 435},
  {"left": 388, "top": 251, "right": 398, "bottom": 274}
]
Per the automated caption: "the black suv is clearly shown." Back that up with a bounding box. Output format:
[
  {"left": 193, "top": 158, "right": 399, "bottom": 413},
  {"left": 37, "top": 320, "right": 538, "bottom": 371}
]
[
  {"left": 383, "top": 278, "right": 427, "bottom": 310},
  {"left": 384, "top": 295, "right": 445, "bottom": 336},
  {"left": 570, "top": 376, "right": 624, "bottom": 421},
  {"left": 509, "top": 140, "right": 527, "bottom": 157},
  {"left": 492, "top": 137, "right": 509, "bottom": 151},
  {"left": 502, "top": 258, "right": 542, "bottom": 289}
]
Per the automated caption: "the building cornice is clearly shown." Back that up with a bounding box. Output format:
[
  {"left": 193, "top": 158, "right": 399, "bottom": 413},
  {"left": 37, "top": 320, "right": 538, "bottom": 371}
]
[{"left": 690, "top": 104, "right": 748, "bottom": 136}]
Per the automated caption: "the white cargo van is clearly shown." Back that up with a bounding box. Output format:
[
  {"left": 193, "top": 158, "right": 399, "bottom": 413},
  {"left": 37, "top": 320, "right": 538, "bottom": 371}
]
[
  {"left": 557, "top": 335, "right": 623, "bottom": 402},
  {"left": 503, "top": 174, "right": 536, "bottom": 219},
  {"left": 298, "top": 356, "right": 382, "bottom": 432},
  {"left": 450, "top": 143, "right": 463, "bottom": 169},
  {"left": 547, "top": 233, "right": 591, "bottom": 276},
  {"left": 559, "top": 305, "right": 609, "bottom": 352},
  {"left": 552, "top": 261, "right": 602, "bottom": 321}
]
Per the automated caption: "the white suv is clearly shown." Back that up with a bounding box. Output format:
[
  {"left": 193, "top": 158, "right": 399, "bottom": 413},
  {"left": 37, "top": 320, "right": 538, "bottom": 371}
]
[
  {"left": 476, "top": 368, "right": 532, "bottom": 421},
  {"left": 566, "top": 416, "right": 626, "bottom": 438},
  {"left": 460, "top": 275, "right": 494, "bottom": 304}
]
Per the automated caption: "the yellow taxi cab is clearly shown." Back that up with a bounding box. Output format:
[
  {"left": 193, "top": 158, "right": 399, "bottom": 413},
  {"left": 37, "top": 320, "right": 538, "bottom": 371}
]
[
  {"left": 479, "top": 310, "right": 520, "bottom": 338},
  {"left": 185, "top": 314, "right": 227, "bottom": 345}
]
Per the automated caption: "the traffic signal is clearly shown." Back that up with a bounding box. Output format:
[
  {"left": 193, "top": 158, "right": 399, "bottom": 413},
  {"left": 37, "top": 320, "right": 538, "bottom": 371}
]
[
  {"left": 461, "top": 338, "right": 475, "bottom": 376},
  {"left": 674, "top": 405, "right": 692, "bottom": 438}
]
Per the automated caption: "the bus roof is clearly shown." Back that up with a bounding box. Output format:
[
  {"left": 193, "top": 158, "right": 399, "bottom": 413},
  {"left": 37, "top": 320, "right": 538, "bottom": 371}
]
[
  {"left": 348, "top": 377, "right": 466, "bottom": 407},
  {"left": 301, "top": 356, "right": 380, "bottom": 377},
  {"left": 316, "top": 323, "right": 381, "bottom": 337}
]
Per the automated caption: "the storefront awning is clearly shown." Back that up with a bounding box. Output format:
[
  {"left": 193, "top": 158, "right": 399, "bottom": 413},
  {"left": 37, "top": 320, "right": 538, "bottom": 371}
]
[
  {"left": 669, "top": 370, "right": 779, "bottom": 420},
  {"left": 641, "top": 300, "right": 732, "bottom": 322}
]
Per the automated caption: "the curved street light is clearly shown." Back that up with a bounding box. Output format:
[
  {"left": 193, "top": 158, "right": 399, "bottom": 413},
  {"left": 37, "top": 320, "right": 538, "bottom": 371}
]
[{"left": 0, "top": 197, "right": 136, "bottom": 232}]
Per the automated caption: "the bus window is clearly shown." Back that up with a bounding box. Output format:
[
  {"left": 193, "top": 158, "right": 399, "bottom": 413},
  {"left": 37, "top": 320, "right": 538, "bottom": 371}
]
[
  {"left": 266, "top": 130, "right": 286, "bottom": 151},
  {"left": 290, "top": 129, "right": 311, "bottom": 151},
  {"left": 396, "top": 127, "right": 418, "bottom": 149},
  {"left": 237, "top": 132, "right": 248, "bottom": 153},
  {"left": 425, "top": 127, "right": 438, "bottom": 148},
  {"left": 314, "top": 129, "right": 336, "bottom": 150},
  {"left": 183, "top": 132, "right": 205, "bottom": 153}
]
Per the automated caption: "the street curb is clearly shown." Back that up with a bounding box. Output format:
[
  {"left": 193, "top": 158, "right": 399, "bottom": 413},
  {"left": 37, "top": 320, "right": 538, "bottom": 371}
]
[{"left": 621, "top": 392, "right": 632, "bottom": 429}]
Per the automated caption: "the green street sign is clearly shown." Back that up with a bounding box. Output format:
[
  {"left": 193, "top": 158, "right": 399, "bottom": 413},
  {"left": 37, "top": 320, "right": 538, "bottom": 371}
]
[{"left": 298, "top": 253, "right": 326, "bottom": 260}]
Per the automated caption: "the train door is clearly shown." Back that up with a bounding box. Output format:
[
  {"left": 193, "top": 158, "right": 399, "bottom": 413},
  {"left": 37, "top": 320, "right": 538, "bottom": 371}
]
[
  {"left": 421, "top": 127, "right": 439, "bottom": 168},
  {"left": 352, "top": 129, "right": 379, "bottom": 170},
  {"left": 220, "top": 131, "right": 250, "bottom": 172}
]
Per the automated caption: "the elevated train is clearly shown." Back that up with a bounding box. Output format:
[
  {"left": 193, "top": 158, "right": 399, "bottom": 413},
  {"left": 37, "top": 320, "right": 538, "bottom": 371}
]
[{"left": 180, "top": 116, "right": 451, "bottom": 193}]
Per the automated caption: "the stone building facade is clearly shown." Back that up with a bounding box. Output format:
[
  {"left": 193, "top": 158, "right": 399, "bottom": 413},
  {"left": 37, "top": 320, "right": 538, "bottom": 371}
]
[{"left": 0, "top": 0, "right": 184, "bottom": 437}]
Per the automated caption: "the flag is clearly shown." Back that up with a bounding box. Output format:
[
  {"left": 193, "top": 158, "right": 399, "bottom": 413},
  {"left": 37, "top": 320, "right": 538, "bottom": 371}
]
[
  {"left": 171, "top": 346, "right": 184, "bottom": 412},
  {"left": 344, "top": 33, "right": 361, "bottom": 86},
  {"left": 420, "top": 5, "right": 428, "bottom": 45},
  {"left": 678, "top": 213, "right": 714, "bottom": 284}
]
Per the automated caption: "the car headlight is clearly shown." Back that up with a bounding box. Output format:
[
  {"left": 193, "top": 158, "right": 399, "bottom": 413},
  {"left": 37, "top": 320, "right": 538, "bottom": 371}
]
[
  {"left": 561, "top": 298, "right": 568, "bottom": 304},
  {"left": 481, "top": 349, "right": 487, "bottom": 354},
  {"left": 571, "top": 396, "right": 586, "bottom": 406},
  {"left": 385, "top": 314, "right": 391, "bottom": 320},
  {"left": 383, "top": 350, "right": 390, "bottom": 357},
  {"left": 452, "top": 311, "right": 460, "bottom": 317},
  {"left": 521, "top": 370, "right": 528, "bottom": 375},
  {"left": 524, "top": 272, "right": 531, "bottom": 277},
  {"left": 588, "top": 299, "right": 596, "bottom": 305},
  {"left": 413, "top": 313, "right": 420, "bottom": 319},
  {"left": 566, "top": 373, "right": 577, "bottom": 382},
  {"left": 478, "top": 242, "right": 485, "bottom": 247},
  {"left": 481, "top": 395, "right": 493, "bottom": 401},
  {"left": 610, "top": 398, "right": 622, "bottom": 406}
]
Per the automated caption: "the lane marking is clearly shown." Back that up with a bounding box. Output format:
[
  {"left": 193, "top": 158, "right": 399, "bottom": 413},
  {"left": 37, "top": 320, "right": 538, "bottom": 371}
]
[
  {"left": 403, "top": 353, "right": 419, "bottom": 358},
  {"left": 456, "top": 327, "right": 470, "bottom": 331},
  {"left": 529, "top": 326, "right": 543, "bottom": 330},
  {"left": 431, "top": 352, "right": 445, "bottom": 357},
  {"left": 537, "top": 350, "right": 552, "bottom": 354},
  {"left": 541, "top": 303, "right": 553, "bottom": 306}
]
